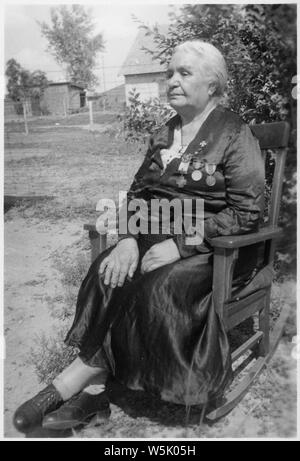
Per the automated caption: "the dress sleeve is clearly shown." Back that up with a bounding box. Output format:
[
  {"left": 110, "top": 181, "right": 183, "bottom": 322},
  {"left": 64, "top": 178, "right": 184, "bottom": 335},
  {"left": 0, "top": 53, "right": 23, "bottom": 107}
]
[{"left": 175, "top": 123, "right": 265, "bottom": 258}]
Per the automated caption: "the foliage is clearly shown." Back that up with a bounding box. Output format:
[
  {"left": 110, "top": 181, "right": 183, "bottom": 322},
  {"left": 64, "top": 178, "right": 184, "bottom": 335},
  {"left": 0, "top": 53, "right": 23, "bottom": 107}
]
[
  {"left": 39, "top": 5, "right": 104, "bottom": 88},
  {"left": 141, "top": 4, "right": 296, "bottom": 124},
  {"left": 124, "top": 89, "right": 174, "bottom": 141},
  {"left": 5, "top": 58, "right": 48, "bottom": 106}
]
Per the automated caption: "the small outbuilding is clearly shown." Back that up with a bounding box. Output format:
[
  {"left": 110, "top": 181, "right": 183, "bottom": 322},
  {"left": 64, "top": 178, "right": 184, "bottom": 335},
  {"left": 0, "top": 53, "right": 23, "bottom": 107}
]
[{"left": 40, "top": 82, "right": 86, "bottom": 115}]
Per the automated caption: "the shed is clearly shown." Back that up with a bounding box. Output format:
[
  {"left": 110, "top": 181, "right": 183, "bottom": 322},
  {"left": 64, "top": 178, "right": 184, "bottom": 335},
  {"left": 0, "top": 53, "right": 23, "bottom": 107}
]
[{"left": 40, "top": 82, "right": 86, "bottom": 115}]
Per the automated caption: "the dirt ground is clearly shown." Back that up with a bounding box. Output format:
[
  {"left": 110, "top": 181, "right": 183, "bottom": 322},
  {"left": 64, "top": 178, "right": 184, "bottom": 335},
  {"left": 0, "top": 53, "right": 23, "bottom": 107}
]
[
  {"left": 4, "top": 215, "right": 297, "bottom": 439},
  {"left": 4, "top": 118, "right": 297, "bottom": 439}
]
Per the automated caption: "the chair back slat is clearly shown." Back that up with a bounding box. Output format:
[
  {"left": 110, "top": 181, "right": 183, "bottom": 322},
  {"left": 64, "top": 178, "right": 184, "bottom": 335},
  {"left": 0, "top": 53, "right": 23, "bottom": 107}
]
[
  {"left": 250, "top": 122, "right": 290, "bottom": 149},
  {"left": 268, "top": 149, "right": 287, "bottom": 226},
  {"left": 250, "top": 122, "right": 290, "bottom": 226}
]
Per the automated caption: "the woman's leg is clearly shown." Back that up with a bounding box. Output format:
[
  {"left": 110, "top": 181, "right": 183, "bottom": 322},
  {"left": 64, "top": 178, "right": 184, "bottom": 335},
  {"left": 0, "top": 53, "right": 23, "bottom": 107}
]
[{"left": 52, "top": 357, "right": 108, "bottom": 401}]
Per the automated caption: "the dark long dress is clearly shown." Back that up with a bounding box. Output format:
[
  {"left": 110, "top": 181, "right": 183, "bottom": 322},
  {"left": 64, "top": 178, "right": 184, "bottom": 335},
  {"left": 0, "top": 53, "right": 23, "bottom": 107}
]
[{"left": 65, "top": 105, "right": 265, "bottom": 406}]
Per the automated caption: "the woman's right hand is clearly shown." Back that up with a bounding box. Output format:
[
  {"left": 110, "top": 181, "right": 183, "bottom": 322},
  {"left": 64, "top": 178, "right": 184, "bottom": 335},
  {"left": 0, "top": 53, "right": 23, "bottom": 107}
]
[{"left": 99, "top": 238, "right": 139, "bottom": 288}]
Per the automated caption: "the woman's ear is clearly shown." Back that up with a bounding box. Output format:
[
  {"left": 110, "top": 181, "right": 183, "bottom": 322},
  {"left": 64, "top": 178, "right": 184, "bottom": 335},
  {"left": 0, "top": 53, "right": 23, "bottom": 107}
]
[{"left": 208, "top": 81, "right": 218, "bottom": 97}]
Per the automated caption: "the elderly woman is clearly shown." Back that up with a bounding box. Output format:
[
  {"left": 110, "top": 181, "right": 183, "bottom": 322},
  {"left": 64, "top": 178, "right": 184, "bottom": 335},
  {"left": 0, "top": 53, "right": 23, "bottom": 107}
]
[{"left": 14, "top": 40, "right": 264, "bottom": 433}]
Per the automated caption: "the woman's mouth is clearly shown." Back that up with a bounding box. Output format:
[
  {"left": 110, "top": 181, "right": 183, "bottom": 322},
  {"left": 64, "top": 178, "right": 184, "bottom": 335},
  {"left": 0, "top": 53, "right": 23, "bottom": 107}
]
[{"left": 168, "top": 93, "right": 184, "bottom": 98}]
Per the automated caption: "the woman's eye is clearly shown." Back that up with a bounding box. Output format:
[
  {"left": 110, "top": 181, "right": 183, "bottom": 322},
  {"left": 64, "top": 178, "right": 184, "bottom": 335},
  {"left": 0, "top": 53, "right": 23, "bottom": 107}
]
[{"left": 181, "top": 71, "right": 189, "bottom": 76}]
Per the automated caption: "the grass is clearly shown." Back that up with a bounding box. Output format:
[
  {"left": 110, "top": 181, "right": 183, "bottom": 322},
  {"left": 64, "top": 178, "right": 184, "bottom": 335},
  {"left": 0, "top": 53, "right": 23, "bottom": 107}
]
[{"left": 5, "top": 120, "right": 145, "bottom": 222}]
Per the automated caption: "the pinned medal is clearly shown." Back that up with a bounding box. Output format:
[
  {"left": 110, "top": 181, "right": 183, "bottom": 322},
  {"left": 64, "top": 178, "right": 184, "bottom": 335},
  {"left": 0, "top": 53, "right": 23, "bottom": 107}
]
[
  {"left": 206, "top": 175, "right": 216, "bottom": 186},
  {"left": 192, "top": 158, "right": 204, "bottom": 170},
  {"left": 178, "top": 152, "right": 192, "bottom": 174},
  {"left": 191, "top": 170, "right": 203, "bottom": 181},
  {"left": 205, "top": 163, "right": 217, "bottom": 175},
  {"left": 204, "top": 162, "right": 217, "bottom": 187},
  {"left": 175, "top": 175, "right": 187, "bottom": 188}
]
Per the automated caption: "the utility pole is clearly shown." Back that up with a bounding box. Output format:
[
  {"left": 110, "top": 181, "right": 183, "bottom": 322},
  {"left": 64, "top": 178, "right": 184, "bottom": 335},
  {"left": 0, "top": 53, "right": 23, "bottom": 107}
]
[
  {"left": 101, "top": 55, "right": 106, "bottom": 93},
  {"left": 23, "top": 100, "right": 28, "bottom": 135}
]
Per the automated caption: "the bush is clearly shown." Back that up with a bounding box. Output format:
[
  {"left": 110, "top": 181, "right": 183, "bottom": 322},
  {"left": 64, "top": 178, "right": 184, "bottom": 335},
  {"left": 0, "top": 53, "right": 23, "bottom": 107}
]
[{"left": 124, "top": 89, "right": 174, "bottom": 142}]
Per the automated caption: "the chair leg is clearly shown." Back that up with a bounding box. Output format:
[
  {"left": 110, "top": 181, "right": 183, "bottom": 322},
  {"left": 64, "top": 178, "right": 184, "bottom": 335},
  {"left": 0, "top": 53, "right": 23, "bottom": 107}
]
[
  {"left": 88, "top": 230, "right": 100, "bottom": 263},
  {"left": 258, "top": 292, "right": 270, "bottom": 357}
]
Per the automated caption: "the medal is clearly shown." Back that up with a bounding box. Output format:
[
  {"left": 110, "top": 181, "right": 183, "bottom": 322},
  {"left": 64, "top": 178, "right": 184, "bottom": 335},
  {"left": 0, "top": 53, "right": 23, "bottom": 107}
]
[
  {"left": 175, "top": 175, "right": 187, "bottom": 188},
  {"left": 206, "top": 175, "right": 216, "bottom": 186},
  {"left": 178, "top": 152, "right": 192, "bottom": 174},
  {"left": 205, "top": 163, "right": 217, "bottom": 175},
  {"left": 191, "top": 170, "right": 202, "bottom": 181},
  {"left": 192, "top": 158, "right": 204, "bottom": 170},
  {"left": 204, "top": 162, "right": 217, "bottom": 186}
]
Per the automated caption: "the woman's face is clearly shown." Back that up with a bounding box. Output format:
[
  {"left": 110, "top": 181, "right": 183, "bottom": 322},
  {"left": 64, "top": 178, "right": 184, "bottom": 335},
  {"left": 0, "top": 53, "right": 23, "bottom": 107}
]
[{"left": 166, "top": 48, "right": 213, "bottom": 115}]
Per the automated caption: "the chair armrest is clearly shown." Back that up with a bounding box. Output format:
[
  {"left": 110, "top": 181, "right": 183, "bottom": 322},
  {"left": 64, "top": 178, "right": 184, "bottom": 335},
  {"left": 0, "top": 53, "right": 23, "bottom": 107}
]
[
  {"left": 83, "top": 223, "right": 108, "bottom": 262},
  {"left": 84, "top": 223, "right": 97, "bottom": 232},
  {"left": 208, "top": 226, "right": 283, "bottom": 249}
]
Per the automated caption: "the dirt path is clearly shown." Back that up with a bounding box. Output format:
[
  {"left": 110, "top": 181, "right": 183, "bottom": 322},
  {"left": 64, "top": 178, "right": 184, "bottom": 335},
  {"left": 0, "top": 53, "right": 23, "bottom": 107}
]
[{"left": 4, "top": 217, "right": 82, "bottom": 438}]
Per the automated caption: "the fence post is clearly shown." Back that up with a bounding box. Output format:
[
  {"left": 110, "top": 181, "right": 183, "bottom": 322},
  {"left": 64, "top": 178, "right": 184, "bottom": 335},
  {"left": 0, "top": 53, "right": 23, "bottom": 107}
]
[
  {"left": 88, "top": 100, "right": 94, "bottom": 129},
  {"left": 22, "top": 101, "right": 28, "bottom": 135},
  {"left": 63, "top": 98, "right": 67, "bottom": 118}
]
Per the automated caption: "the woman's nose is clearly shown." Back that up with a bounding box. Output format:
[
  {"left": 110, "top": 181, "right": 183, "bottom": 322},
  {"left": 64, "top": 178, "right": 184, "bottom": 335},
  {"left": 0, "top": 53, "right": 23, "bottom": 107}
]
[{"left": 167, "top": 75, "right": 180, "bottom": 88}]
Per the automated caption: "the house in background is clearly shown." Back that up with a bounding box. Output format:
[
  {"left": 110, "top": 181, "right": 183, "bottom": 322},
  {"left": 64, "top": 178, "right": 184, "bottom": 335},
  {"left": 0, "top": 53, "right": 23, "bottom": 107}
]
[
  {"left": 119, "top": 27, "right": 168, "bottom": 106},
  {"left": 92, "top": 84, "right": 126, "bottom": 111},
  {"left": 40, "top": 82, "right": 86, "bottom": 115},
  {"left": 5, "top": 82, "right": 86, "bottom": 118}
]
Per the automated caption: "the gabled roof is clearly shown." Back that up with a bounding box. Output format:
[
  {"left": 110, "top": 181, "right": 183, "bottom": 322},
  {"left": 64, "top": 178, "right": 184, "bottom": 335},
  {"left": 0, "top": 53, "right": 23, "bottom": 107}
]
[{"left": 119, "top": 26, "right": 169, "bottom": 76}]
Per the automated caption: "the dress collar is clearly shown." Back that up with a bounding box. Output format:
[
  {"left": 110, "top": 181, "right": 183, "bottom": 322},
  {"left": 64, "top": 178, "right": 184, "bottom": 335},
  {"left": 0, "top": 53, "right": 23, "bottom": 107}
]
[{"left": 151, "top": 104, "right": 223, "bottom": 152}]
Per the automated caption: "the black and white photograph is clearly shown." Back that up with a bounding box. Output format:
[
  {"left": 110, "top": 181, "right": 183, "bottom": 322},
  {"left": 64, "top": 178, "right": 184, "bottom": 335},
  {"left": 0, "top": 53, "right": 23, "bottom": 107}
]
[{"left": 2, "top": 1, "right": 298, "bottom": 441}]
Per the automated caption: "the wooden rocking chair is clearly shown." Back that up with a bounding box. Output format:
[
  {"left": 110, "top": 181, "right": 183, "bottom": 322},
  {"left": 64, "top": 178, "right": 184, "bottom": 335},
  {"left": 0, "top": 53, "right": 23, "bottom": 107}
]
[{"left": 83, "top": 121, "right": 290, "bottom": 421}]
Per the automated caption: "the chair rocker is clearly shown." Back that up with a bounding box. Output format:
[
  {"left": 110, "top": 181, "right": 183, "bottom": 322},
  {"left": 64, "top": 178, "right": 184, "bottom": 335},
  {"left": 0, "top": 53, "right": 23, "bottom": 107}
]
[{"left": 83, "top": 121, "right": 291, "bottom": 422}]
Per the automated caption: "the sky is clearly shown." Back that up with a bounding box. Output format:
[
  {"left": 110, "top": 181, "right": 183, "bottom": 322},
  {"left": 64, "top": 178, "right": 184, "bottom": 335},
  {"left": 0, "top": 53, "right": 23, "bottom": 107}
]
[{"left": 4, "top": 2, "right": 180, "bottom": 92}]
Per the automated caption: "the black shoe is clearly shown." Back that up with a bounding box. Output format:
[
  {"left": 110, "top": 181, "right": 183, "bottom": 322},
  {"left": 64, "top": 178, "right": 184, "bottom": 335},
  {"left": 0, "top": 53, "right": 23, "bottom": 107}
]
[
  {"left": 13, "top": 384, "right": 63, "bottom": 434},
  {"left": 42, "top": 391, "right": 111, "bottom": 430}
]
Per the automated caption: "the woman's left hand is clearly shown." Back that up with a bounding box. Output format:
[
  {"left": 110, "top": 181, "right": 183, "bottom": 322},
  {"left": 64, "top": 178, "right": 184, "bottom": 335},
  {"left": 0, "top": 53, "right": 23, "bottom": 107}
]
[{"left": 141, "top": 239, "right": 181, "bottom": 274}]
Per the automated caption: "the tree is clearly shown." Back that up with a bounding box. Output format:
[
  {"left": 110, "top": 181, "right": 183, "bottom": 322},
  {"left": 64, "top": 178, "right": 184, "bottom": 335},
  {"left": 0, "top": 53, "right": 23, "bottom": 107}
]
[
  {"left": 5, "top": 58, "right": 48, "bottom": 105},
  {"left": 39, "top": 5, "right": 104, "bottom": 88},
  {"left": 142, "top": 4, "right": 296, "bottom": 124}
]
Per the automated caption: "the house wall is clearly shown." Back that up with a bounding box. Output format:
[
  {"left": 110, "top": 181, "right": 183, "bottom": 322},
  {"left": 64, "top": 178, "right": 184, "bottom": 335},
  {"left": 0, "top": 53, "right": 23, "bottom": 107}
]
[
  {"left": 69, "top": 87, "right": 82, "bottom": 112},
  {"left": 93, "top": 85, "right": 126, "bottom": 111},
  {"left": 41, "top": 85, "right": 69, "bottom": 115},
  {"left": 125, "top": 72, "right": 167, "bottom": 105},
  {"left": 4, "top": 98, "right": 32, "bottom": 119}
]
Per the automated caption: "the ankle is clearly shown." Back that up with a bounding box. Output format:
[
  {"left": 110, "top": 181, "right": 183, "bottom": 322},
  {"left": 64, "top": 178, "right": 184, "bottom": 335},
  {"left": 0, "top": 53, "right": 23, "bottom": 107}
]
[{"left": 52, "top": 379, "right": 76, "bottom": 402}]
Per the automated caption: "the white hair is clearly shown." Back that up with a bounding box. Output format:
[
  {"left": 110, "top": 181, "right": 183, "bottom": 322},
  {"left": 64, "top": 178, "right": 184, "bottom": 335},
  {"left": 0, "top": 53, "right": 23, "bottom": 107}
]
[{"left": 174, "top": 40, "right": 228, "bottom": 97}]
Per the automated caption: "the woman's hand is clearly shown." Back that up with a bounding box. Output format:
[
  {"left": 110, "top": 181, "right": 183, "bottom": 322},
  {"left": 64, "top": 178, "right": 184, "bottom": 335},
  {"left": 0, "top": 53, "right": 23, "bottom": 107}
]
[
  {"left": 99, "top": 238, "right": 139, "bottom": 288},
  {"left": 141, "top": 239, "right": 180, "bottom": 274}
]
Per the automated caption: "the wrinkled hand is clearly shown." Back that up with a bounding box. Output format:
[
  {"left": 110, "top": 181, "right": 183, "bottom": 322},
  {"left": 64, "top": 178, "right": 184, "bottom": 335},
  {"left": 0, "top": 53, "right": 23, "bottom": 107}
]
[
  {"left": 141, "top": 239, "right": 180, "bottom": 274},
  {"left": 99, "top": 238, "right": 139, "bottom": 288}
]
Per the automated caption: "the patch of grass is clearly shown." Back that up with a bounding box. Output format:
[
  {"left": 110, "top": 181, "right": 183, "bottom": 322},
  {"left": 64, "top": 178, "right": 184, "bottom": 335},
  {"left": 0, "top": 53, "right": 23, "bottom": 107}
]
[
  {"left": 52, "top": 252, "right": 90, "bottom": 288},
  {"left": 28, "top": 326, "right": 78, "bottom": 385}
]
